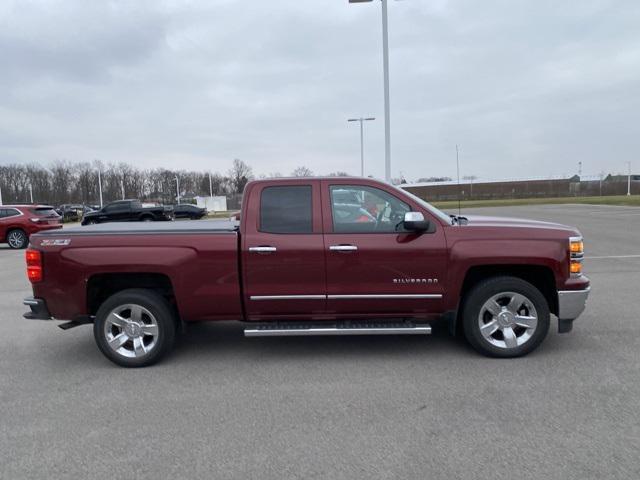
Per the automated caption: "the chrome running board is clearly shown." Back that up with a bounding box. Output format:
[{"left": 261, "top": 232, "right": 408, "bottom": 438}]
[{"left": 244, "top": 321, "right": 431, "bottom": 337}]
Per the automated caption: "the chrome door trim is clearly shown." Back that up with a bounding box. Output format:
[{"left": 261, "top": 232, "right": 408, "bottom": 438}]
[
  {"left": 329, "top": 245, "right": 358, "bottom": 252},
  {"left": 249, "top": 246, "right": 277, "bottom": 253},
  {"left": 250, "top": 295, "right": 326, "bottom": 301},
  {"left": 328, "top": 294, "right": 443, "bottom": 299},
  {"left": 250, "top": 293, "right": 443, "bottom": 300}
]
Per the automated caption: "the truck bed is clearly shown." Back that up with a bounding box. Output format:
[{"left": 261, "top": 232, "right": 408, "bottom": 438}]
[{"left": 30, "top": 219, "right": 243, "bottom": 322}]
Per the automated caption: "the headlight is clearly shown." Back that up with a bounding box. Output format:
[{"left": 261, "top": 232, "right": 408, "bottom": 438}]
[{"left": 569, "top": 236, "right": 584, "bottom": 276}]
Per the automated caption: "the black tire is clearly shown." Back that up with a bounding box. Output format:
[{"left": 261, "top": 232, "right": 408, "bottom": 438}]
[
  {"left": 93, "top": 289, "right": 176, "bottom": 367},
  {"left": 140, "top": 216, "right": 154, "bottom": 222},
  {"left": 462, "top": 276, "right": 550, "bottom": 358},
  {"left": 7, "top": 229, "right": 28, "bottom": 249}
]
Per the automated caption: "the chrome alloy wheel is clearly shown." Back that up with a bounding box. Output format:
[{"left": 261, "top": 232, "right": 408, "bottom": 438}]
[
  {"left": 104, "top": 304, "right": 159, "bottom": 359},
  {"left": 478, "top": 292, "right": 538, "bottom": 349},
  {"left": 8, "top": 230, "right": 26, "bottom": 248}
]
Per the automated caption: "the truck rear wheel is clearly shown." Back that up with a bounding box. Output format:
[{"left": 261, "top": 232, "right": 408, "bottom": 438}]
[
  {"left": 93, "top": 289, "right": 176, "bottom": 367},
  {"left": 462, "top": 276, "right": 550, "bottom": 358}
]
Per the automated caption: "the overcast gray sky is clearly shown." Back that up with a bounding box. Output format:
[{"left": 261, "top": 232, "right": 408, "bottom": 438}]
[{"left": 1, "top": 0, "right": 638, "bottom": 181}]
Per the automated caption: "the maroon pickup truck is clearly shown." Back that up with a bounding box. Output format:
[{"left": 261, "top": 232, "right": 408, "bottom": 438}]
[{"left": 23, "top": 177, "right": 590, "bottom": 367}]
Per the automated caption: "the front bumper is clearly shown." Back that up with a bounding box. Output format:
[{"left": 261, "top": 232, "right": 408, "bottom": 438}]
[
  {"left": 558, "top": 287, "right": 591, "bottom": 320},
  {"left": 557, "top": 287, "right": 591, "bottom": 333},
  {"left": 23, "top": 297, "right": 53, "bottom": 320}
]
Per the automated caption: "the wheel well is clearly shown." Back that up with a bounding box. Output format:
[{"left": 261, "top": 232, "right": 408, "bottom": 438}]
[
  {"left": 459, "top": 265, "right": 558, "bottom": 317},
  {"left": 87, "top": 273, "right": 176, "bottom": 316}
]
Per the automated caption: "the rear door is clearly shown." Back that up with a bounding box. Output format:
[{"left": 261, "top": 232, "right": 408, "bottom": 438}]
[
  {"left": 322, "top": 181, "right": 448, "bottom": 318},
  {"left": 241, "top": 181, "right": 326, "bottom": 320}
]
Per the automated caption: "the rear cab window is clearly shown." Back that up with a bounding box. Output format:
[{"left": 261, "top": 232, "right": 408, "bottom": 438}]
[
  {"left": 104, "top": 201, "right": 131, "bottom": 213},
  {"left": 260, "top": 186, "right": 313, "bottom": 234}
]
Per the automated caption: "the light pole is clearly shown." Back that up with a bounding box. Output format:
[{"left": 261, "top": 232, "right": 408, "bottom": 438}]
[
  {"left": 209, "top": 172, "right": 213, "bottom": 197},
  {"left": 348, "top": 117, "right": 376, "bottom": 176},
  {"left": 628, "top": 161, "right": 632, "bottom": 196},
  {"left": 29, "top": 184, "right": 33, "bottom": 203},
  {"left": 0, "top": 183, "right": 3, "bottom": 205},
  {"left": 175, "top": 176, "right": 180, "bottom": 204},
  {"left": 120, "top": 180, "right": 125, "bottom": 200},
  {"left": 97, "top": 169, "right": 103, "bottom": 207},
  {"left": 349, "top": 0, "right": 393, "bottom": 182}
]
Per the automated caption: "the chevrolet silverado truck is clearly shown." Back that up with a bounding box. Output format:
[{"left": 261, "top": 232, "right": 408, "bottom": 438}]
[
  {"left": 23, "top": 177, "right": 590, "bottom": 367},
  {"left": 81, "top": 199, "right": 173, "bottom": 225}
]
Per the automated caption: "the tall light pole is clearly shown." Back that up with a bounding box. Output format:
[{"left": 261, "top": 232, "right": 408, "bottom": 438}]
[
  {"left": 29, "top": 184, "right": 33, "bottom": 203},
  {"left": 349, "top": 0, "right": 393, "bottom": 182},
  {"left": 0, "top": 183, "right": 3, "bottom": 206},
  {"left": 120, "top": 180, "right": 125, "bottom": 200},
  {"left": 97, "top": 169, "right": 103, "bottom": 207},
  {"left": 348, "top": 117, "right": 376, "bottom": 176},
  {"left": 456, "top": 144, "right": 461, "bottom": 215},
  {"left": 175, "top": 176, "right": 180, "bottom": 204},
  {"left": 628, "top": 161, "right": 632, "bottom": 196},
  {"left": 209, "top": 172, "right": 213, "bottom": 197}
]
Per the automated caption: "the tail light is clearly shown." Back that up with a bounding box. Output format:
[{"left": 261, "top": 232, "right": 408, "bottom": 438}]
[
  {"left": 569, "top": 237, "right": 584, "bottom": 276},
  {"left": 26, "top": 249, "right": 43, "bottom": 283}
]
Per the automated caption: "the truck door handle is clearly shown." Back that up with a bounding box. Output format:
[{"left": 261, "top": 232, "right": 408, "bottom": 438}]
[
  {"left": 249, "top": 246, "right": 277, "bottom": 254},
  {"left": 329, "top": 245, "right": 358, "bottom": 252}
]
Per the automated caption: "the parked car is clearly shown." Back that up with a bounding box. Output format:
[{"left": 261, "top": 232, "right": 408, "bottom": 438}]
[
  {"left": 0, "top": 205, "right": 61, "bottom": 249},
  {"left": 81, "top": 199, "right": 173, "bottom": 225},
  {"left": 24, "top": 177, "right": 590, "bottom": 367},
  {"left": 173, "top": 204, "right": 207, "bottom": 220},
  {"left": 55, "top": 204, "right": 94, "bottom": 223}
]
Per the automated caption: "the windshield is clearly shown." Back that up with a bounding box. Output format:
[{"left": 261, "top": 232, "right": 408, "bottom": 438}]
[{"left": 393, "top": 186, "right": 452, "bottom": 224}]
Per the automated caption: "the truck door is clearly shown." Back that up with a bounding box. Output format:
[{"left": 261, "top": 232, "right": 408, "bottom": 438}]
[
  {"left": 241, "top": 181, "right": 326, "bottom": 320},
  {"left": 322, "top": 181, "right": 447, "bottom": 318}
]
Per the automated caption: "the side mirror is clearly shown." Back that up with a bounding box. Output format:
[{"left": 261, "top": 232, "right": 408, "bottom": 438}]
[{"left": 403, "top": 211, "right": 430, "bottom": 232}]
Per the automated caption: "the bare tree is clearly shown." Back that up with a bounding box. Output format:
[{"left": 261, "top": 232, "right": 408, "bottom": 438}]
[
  {"left": 50, "top": 160, "right": 74, "bottom": 205},
  {"left": 291, "top": 166, "right": 313, "bottom": 177},
  {"left": 228, "top": 159, "right": 253, "bottom": 194}
]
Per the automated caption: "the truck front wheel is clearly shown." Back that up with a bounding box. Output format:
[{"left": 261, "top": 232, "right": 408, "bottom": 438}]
[
  {"left": 93, "top": 289, "right": 176, "bottom": 367},
  {"left": 462, "top": 276, "right": 550, "bottom": 358}
]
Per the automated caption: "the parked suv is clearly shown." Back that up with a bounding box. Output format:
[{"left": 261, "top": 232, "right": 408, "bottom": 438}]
[{"left": 0, "top": 205, "right": 62, "bottom": 249}]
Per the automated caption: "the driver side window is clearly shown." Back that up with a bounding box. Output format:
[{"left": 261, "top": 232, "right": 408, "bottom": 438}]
[{"left": 329, "top": 185, "right": 410, "bottom": 233}]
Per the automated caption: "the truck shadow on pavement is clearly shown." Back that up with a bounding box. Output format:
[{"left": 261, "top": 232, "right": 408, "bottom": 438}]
[
  {"left": 171, "top": 320, "right": 475, "bottom": 362},
  {"left": 46, "top": 319, "right": 569, "bottom": 367}
]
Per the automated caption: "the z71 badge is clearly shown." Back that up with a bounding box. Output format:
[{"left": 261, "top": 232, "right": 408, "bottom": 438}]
[{"left": 40, "top": 238, "right": 71, "bottom": 246}]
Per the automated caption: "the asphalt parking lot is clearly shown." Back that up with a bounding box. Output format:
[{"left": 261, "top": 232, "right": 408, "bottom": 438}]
[{"left": 1, "top": 204, "right": 639, "bottom": 480}]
